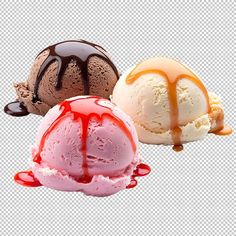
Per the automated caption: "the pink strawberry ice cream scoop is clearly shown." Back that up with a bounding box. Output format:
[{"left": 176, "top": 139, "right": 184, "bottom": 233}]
[{"left": 15, "top": 96, "right": 150, "bottom": 196}]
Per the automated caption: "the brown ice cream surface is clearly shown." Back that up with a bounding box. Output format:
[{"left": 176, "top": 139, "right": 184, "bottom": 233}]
[{"left": 15, "top": 49, "right": 118, "bottom": 116}]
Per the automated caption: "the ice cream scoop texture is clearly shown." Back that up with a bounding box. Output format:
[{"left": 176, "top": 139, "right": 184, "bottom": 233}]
[
  {"left": 5, "top": 40, "right": 119, "bottom": 116},
  {"left": 112, "top": 57, "right": 231, "bottom": 149},
  {"left": 15, "top": 96, "right": 148, "bottom": 196}
]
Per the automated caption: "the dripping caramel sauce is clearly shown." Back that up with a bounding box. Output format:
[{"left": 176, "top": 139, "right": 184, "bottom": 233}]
[{"left": 126, "top": 58, "right": 215, "bottom": 151}]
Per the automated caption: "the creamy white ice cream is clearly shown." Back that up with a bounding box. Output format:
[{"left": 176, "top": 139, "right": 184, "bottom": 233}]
[{"left": 112, "top": 58, "right": 226, "bottom": 146}]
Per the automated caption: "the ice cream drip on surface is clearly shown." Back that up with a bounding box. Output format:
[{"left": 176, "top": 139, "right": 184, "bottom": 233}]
[
  {"left": 213, "top": 125, "right": 232, "bottom": 135},
  {"left": 126, "top": 58, "right": 232, "bottom": 150},
  {"left": 4, "top": 101, "right": 29, "bottom": 116},
  {"left": 14, "top": 170, "right": 42, "bottom": 187},
  {"left": 126, "top": 163, "right": 151, "bottom": 188},
  {"left": 208, "top": 107, "right": 232, "bottom": 135},
  {"left": 15, "top": 96, "right": 150, "bottom": 191}
]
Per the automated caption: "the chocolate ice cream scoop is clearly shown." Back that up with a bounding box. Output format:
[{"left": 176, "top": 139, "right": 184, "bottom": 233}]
[{"left": 4, "top": 40, "right": 119, "bottom": 116}]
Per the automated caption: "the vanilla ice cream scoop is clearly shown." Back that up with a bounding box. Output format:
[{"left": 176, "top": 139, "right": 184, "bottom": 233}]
[{"left": 112, "top": 57, "right": 232, "bottom": 151}]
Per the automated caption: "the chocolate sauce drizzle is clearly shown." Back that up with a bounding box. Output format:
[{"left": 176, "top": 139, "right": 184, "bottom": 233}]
[
  {"left": 4, "top": 40, "right": 119, "bottom": 116},
  {"left": 4, "top": 101, "right": 29, "bottom": 116},
  {"left": 33, "top": 40, "right": 119, "bottom": 101}
]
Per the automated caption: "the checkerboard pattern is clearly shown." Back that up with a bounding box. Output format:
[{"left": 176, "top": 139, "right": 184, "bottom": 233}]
[{"left": 0, "top": 1, "right": 235, "bottom": 235}]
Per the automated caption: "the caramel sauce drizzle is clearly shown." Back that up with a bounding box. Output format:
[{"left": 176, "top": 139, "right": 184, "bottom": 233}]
[{"left": 126, "top": 58, "right": 211, "bottom": 150}]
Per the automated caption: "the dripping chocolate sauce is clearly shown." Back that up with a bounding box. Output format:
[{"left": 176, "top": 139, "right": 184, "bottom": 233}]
[
  {"left": 4, "top": 40, "right": 119, "bottom": 116},
  {"left": 4, "top": 101, "right": 29, "bottom": 116},
  {"left": 33, "top": 40, "right": 119, "bottom": 101}
]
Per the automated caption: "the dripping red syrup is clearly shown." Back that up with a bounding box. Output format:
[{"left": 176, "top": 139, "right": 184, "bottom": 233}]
[
  {"left": 15, "top": 96, "right": 149, "bottom": 189},
  {"left": 126, "top": 163, "right": 151, "bottom": 189},
  {"left": 14, "top": 170, "right": 42, "bottom": 187}
]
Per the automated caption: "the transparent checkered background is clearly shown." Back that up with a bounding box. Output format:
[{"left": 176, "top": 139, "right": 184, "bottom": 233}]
[{"left": 0, "top": 1, "right": 235, "bottom": 235}]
